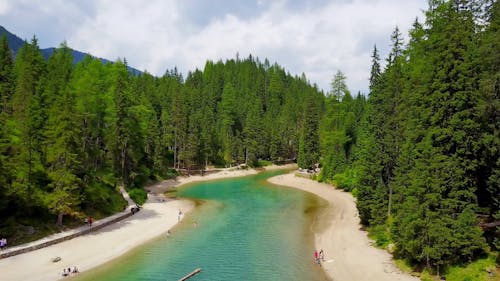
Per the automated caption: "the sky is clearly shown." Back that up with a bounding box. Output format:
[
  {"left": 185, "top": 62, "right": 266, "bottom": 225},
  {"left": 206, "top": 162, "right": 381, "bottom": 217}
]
[{"left": 0, "top": 0, "right": 427, "bottom": 94}]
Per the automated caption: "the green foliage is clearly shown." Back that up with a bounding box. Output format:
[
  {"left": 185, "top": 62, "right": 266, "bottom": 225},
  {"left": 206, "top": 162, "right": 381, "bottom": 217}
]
[
  {"left": 444, "top": 253, "right": 498, "bottom": 281},
  {"left": 82, "top": 183, "right": 127, "bottom": 217},
  {"left": 298, "top": 93, "right": 321, "bottom": 169},
  {"left": 330, "top": 168, "right": 358, "bottom": 191},
  {"left": 0, "top": 43, "right": 324, "bottom": 245},
  {"left": 127, "top": 189, "right": 147, "bottom": 205},
  {"left": 368, "top": 225, "right": 391, "bottom": 248},
  {"left": 256, "top": 159, "right": 272, "bottom": 167},
  {"left": 317, "top": 0, "right": 499, "bottom": 274}
]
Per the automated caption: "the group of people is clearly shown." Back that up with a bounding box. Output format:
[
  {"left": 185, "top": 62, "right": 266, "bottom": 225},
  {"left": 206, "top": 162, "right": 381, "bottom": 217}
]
[
  {"left": 0, "top": 238, "right": 7, "bottom": 251},
  {"left": 61, "top": 266, "right": 79, "bottom": 277},
  {"left": 314, "top": 249, "right": 325, "bottom": 266}
]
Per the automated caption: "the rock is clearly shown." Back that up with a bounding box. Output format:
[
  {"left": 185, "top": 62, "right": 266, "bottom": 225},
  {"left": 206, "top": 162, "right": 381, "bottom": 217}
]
[
  {"left": 387, "top": 243, "right": 395, "bottom": 253},
  {"left": 51, "top": 256, "right": 61, "bottom": 263}
]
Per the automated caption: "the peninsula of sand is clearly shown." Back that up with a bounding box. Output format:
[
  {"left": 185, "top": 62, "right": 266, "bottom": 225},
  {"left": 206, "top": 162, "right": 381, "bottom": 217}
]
[
  {"left": 0, "top": 167, "right": 259, "bottom": 281},
  {"left": 268, "top": 172, "right": 418, "bottom": 281}
]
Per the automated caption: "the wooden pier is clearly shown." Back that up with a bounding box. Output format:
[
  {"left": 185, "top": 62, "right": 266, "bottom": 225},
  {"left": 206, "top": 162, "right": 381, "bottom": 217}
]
[{"left": 178, "top": 268, "right": 201, "bottom": 281}]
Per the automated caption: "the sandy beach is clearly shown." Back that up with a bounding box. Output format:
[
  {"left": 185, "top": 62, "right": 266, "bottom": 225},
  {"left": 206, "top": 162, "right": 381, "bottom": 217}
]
[
  {"left": 0, "top": 167, "right": 267, "bottom": 281},
  {"left": 268, "top": 172, "right": 418, "bottom": 281}
]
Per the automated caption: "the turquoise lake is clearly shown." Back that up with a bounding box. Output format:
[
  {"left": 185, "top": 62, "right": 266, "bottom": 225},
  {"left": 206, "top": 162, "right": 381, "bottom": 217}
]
[{"left": 73, "top": 171, "right": 330, "bottom": 281}]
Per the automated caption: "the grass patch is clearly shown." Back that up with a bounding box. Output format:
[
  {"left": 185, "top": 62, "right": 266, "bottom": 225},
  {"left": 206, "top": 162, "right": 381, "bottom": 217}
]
[
  {"left": 256, "top": 159, "right": 273, "bottom": 167},
  {"left": 394, "top": 259, "right": 415, "bottom": 274},
  {"left": 444, "top": 253, "right": 498, "bottom": 281}
]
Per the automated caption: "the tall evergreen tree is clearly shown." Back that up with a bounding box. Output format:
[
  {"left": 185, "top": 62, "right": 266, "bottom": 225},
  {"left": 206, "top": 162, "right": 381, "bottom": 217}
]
[
  {"left": 298, "top": 93, "right": 320, "bottom": 169},
  {"left": 10, "top": 37, "right": 46, "bottom": 211},
  {"left": 43, "top": 44, "right": 81, "bottom": 226}
]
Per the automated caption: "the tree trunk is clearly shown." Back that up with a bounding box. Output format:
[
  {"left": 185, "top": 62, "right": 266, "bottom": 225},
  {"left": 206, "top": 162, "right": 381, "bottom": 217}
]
[{"left": 57, "top": 213, "right": 64, "bottom": 227}]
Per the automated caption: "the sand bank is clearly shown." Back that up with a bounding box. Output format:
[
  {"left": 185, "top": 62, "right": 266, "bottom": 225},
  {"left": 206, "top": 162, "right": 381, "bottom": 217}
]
[
  {"left": 268, "top": 172, "right": 418, "bottom": 281},
  {"left": 0, "top": 198, "right": 193, "bottom": 281}
]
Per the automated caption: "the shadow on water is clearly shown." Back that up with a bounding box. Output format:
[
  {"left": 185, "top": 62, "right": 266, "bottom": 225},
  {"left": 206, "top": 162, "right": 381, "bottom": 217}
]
[{"left": 72, "top": 171, "right": 331, "bottom": 281}]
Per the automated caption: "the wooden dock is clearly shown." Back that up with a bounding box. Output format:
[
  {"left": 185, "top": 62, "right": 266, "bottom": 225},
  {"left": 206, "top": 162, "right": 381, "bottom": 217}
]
[{"left": 178, "top": 268, "right": 201, "bottom": 281}]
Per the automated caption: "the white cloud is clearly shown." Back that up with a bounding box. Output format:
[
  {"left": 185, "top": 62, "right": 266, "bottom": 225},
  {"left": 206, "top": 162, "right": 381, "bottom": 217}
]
[
  {"left": 1, "top": 0, "right": 427, "bottom": 93},
  {"left": 0, "top": 0, "right": 9, "bottom": 15}
]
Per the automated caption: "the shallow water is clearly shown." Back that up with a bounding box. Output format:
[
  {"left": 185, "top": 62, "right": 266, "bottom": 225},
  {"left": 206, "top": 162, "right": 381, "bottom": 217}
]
[{"left": 73, "top": 171, "right": 330, "bottom": 281}]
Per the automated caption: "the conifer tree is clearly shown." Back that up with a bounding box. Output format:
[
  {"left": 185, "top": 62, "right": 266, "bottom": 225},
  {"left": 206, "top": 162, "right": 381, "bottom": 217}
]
[
  {"left": 10, "top": 37, "right": 46, "bottom": 210},
  {"left": 43, "top": 44, "right": 82, "bottom": 226}
]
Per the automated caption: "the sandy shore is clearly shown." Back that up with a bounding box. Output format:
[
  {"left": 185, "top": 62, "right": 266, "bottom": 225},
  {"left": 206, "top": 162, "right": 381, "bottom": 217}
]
[
  {"left": 0, "top": 198, "right": 193, "bottom": 281},
  {"left": 0, "top": 167, "right": 269, "bottom": 281},
  {"left": 268, "top": 172, "right": 418, "bottom": 281}
]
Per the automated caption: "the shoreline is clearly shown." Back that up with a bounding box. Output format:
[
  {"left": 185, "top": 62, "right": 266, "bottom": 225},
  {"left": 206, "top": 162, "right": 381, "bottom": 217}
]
[
  {"left": 267, "top": 172, "right": 418, "bottom": 281},
  {"left": 0, "top": 164, "right": 294, "bottom": 281},
  {"left": 145, "top": 163, "right": 297, "bottom": 195}
]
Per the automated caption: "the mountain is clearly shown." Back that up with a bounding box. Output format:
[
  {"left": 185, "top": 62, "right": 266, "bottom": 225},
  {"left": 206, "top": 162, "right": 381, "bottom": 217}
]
[{"left": 0, "top": 25, "right": 141, "bottom": 74}]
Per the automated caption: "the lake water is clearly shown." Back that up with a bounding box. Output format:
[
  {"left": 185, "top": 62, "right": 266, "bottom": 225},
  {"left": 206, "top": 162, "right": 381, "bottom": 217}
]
[{"left": 73, "top": 171, "right": 330, "bottom": 281}]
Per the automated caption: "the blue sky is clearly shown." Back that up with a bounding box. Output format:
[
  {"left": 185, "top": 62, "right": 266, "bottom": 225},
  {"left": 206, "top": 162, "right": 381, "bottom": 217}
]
[{"left": 0, "top": 0, "right": 426, "bottom": 93}]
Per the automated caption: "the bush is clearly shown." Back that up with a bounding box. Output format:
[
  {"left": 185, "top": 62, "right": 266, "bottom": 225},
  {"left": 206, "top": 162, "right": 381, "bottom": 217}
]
[
  {"left": 128, "top": 189, "right": 148, "bottom": 205},
  {"left": 331, "top": 168, "right": 358, "bottom": 191},
  {"left": 83, "top": 182, "right": 127, "bottom": 217},
  {"left": 369, "top": 225, "right": 391, "bottom": 248},
  {"left": 164, "top": 168, "right": 178, "bottom": 179}
]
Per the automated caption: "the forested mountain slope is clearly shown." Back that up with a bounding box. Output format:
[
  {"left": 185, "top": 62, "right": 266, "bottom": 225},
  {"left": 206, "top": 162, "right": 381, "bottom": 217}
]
[{"left": 0, "top": 33, "right": 323, "bottom": 244}]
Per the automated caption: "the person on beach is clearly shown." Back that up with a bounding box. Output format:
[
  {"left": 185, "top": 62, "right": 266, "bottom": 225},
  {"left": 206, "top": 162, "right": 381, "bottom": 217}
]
[
  {"left": 178, "top": 210, "right": 182, "bottom": 222},
  {"left": 319, "top": 249, "right": 325, "bottom": 261},
  {"left": 1, "top": 238, "right": 6, "bottom": 250},
  {"left": 314, "top": 250, "right": 321, "bottom": 266},
  {"left": 88, "top": 217, "right": 93, "bottom": 227},
  {"left": 72, "top": 266, "right": 79, "bottom": 274}
]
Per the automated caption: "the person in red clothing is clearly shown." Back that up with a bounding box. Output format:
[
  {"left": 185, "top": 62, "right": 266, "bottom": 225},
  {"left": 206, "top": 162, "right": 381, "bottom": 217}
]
[
  {"left": 314, "top": 250, "right": 321, "bottom": 266},
  {"left": 88, "top": 217, "right": 93, "bottom": 227}
]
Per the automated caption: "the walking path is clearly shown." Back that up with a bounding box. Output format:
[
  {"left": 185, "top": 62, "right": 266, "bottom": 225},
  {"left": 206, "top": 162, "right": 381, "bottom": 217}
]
[{"left": 0, "top": 187, "right": 137, "bottom": 259}]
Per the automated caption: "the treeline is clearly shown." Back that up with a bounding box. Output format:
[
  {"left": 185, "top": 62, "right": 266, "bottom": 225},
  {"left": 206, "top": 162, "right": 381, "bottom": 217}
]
[
  {"left": 0, "top": 36, "right": 323, "bottom": 238},
  {"left": 319, "top": 0, "right": 499, "bottom": 272}
]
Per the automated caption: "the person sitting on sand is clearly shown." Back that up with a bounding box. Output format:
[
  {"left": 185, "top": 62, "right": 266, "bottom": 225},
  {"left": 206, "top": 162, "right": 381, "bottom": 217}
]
[
  {"left": 61, "top": 268, "right": 68, "bottom": 277},
  {"left": 72, "top": 266, "right": 79, "bottom": 274}
]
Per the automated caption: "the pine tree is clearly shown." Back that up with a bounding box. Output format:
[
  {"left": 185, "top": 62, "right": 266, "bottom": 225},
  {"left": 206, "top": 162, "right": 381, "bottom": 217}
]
[
  {"left": 10, "top": 37, "right": 46, "bottom": 210},
  {"left": 330, "top": 70, "right": 349, "bottom": 100},
  {"left": 43, "top": 44, "right": 81, "bottom": 226},
  {"left": 0, "top": 34, "right": 13, "bottom": 213},
  {"left": 298, "top": 93, "right": 320, "bottom": 169},
  {"left": 369, "top": 45, "right": 381, "bottom": 89}
]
